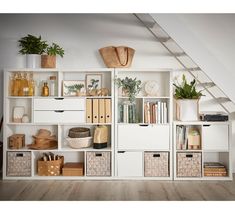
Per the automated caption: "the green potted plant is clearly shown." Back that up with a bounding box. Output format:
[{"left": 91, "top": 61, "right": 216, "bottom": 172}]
[
  {"left": 41, "top": 43, "right": 64, "bottom": 68},
  {"left": 65, "top": 83, "right": 85, "bottom": 96},
  {"left": 18, "top": 34, "right": 48, "bottom": 68},
  {"left": 173, "top": 74, "right": 204, "bottom": 121},
  {"left": 115, "top": 77, "right": 142, "bottom": 103}
]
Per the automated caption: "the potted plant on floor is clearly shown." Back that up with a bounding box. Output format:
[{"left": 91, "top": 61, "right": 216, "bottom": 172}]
[
  {"left": 18, "top": 34, "right": 48, "bottom": 68},
  {"left": 173, "top": 74, "right": 204, "bottom": 121},
  {"left": 41, "top": 43, "right": 64, "bottom": 68}
]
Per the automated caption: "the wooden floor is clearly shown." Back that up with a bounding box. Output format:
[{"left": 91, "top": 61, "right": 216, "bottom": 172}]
[{"left": 1, "top": 176, "right": 235, "bottom": 200}]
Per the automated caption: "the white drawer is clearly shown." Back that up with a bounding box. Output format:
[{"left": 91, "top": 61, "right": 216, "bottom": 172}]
[
  {"left": 117, "top": 151, "right": 143, "bottom": 177},
  {"left": 34, "top": 110, "right": 85, "bottom": 123},
  {"left": 34, "top": 98, "right": 85, "bottom": 110},
  {"left": 202, "top": 124, "right": 229, "bottom": 151},
  {"left": 118, "top": 124, "right": 169, "bottom": 150}
]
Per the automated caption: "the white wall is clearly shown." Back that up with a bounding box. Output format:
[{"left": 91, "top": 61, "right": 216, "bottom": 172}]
[{"left": 0, "top": 14, "right": 234, "bottom": 171}]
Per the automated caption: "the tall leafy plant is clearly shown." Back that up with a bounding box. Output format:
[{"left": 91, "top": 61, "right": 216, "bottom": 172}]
[
  {"left": 18, "top": 34, "right": 48, "bottom": 54},
  {"left": 115, "top": 77, "right": 142, "bottom": 103},
  {"left": 173, "top": 74, "right": 204, "bottom": 99}
]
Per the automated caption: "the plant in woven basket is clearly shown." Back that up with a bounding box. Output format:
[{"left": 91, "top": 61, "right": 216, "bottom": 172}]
[
  {"left": 115, "top": 76, "right": 142, "bottom": 103},
  {"left": 173, "top": 74, "right": 204, "bottom": 99},
  {"left": 46, "top": 43, "right": 64, "bottom": 57}
]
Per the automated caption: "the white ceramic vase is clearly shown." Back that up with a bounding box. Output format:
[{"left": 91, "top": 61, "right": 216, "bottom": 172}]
[
  {"left": 176, "top": 99, "right": 199, "bottom": 121},
  {"left": 26, "top": 54, "right": 41, "bottom": 68}
]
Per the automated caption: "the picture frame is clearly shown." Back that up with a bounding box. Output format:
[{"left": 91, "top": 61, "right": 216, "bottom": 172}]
[
  {"left": 85, "top": 73, "right": 102, "bottom": 91},
  {"left": 62, "top": 80, "right": 86, "bottom": 96}
]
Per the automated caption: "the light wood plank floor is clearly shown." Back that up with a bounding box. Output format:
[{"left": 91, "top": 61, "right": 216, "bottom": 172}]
[{"left": 1, "top": 177, "right": 235, "bottom": 200}]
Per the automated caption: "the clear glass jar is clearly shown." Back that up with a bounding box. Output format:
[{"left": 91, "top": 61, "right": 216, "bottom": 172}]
[{"left": 49, "top": 76, "right": 56, "bottom": 96}]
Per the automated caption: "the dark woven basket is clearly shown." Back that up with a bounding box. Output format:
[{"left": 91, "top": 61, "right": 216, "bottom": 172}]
[{"left": 68, "top": 127, "right": 90, "bottom": 138}]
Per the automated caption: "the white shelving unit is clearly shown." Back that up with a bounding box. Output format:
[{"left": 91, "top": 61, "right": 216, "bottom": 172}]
[
  {"left": 114, "top": 68, "right": 173, "bottom": 180},
  {"left": 173, "top": 121, "right": 232, "bottom": 180},
  {"left": 3, "top": 68, "right": 115, "bottom": 180},
  {"left": 3, "top": 68, "right": 231, "bottom": 181}
]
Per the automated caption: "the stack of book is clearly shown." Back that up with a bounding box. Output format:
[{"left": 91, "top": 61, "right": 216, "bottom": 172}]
[
  {"left": 176, "top": 126, "right": 188, "bottom": 150},
  {"left": 144, "top": 101, "right": 168, "bottom": 124},
  {"left": 204, "top": 162, "right": 227, "bottom": 177},
  {"left": 118, "top": 102, "right": 137, "bottom": 123}
]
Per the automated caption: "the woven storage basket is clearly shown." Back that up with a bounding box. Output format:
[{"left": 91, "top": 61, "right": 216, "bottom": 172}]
[
  {"left": 144, "top": 152, "right": 169, "bottom": 177},
  {"left": 68, "top": 127, "right": 90, "bottom": 138},
  {"left": 86, "top": 151, "right": 111, "bottom": 176},
  {"left": 7, "top": 151, "right": 31, "bottom": 176},
  {"left": 177, "top": 152, "right": 202, "bottom": 177},
  {"left": 66, "top": 137, "right": 92, "bottom": 149},
  {"left": 38, "top": 156, "right": 64, "bottom": 176}
]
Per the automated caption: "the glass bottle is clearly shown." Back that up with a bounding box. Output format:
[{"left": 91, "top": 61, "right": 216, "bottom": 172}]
[
  {"left": 41, "top": 82, "right": 49, "bottom": 96},
  {"left": 13, "top": 72, "right": 21, "bottom": 96},
  {"left": 49, "top": 76, "right": 56, "bottom": 96},
  {"left": 28, "top": 73, "right": 35, "bottom": 96}
]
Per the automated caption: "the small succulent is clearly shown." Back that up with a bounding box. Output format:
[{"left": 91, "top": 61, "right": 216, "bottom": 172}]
[
  {"left": 173, "top": 74, "right": 204, "bottom": 99},
  {"left": 115, "top": 77, "right": 142, "bottom": 102}
]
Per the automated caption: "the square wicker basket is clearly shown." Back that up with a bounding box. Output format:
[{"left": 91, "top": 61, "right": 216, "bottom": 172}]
[
  {"left": 86, "top": 151, "right": 111, "bottom": 176},
  {"left": 177, "top": 152, "right": 202, "bottom": 177},
  {"left": 144, "top": 152, "right": 169, "bottom": 177},
  {"left": 38, "top": 156, "right": 64, "bottom": 176},
  {"left": 7, "top": 151, "right": 31, "bottom": 176}
]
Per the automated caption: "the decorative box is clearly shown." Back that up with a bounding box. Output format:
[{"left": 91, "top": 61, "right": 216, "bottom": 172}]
[
  {"left": 62, "top": 162, "right": 84, "bottom": 176},
  {"left": 8, "top": 134, "right": 25, "bottom": 149},
  {"left": 144, "top": 152, "right": 169, "bottom": 177},
  {"left": 177, "top": 152, "right": 202, "bottom": 177},
  {"left": 86, "top": 151, "right": 111, "bottom": 176},
  {"left": 7, "top": 151, "right": 31, "bottom": 176}
]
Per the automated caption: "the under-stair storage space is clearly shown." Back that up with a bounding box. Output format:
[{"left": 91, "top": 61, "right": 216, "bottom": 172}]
[
  {"left": 117, "top": 124, "right": 169, "bottom": 150},
  {"left": 7, "top": 151, "right": 32, "bottom": 177},
  {"left": 86, "top": 151, "right": 111, "bottom": 176},
  {"left": 117, "top": 151, "right": 143, "bottom": 177},
  {"left": 202, "top": 124, "right": 229, "bottom": 151},
  {"left": 144, "top": 152, "right": 169, "bottom": 177},
  {"left": 176, "top": 152, "right": 202, "bottom": 177}
]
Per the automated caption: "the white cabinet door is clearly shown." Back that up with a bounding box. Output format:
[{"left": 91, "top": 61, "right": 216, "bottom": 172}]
[
  {"left": 34, "top": 110, "right": 85, "bottom": 123},
  {"left": 34, "top": 98, "right": 85, "bottom": 110},
  {"left": 118, "top": 124, "right": 169, "bottom": 150},
  {"left": 202, "top": 124, "right": 229, "bottom": 151},
  {"left": 117, "top": 151, "right": 143, "bottom": 177}
]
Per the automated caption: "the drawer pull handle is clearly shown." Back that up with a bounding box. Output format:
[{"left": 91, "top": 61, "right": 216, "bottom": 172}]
[
  {"left": 203, "top": 125, "right": 211, "bottom": 127},
  {"left": 16, "top": 153, "right": 24, "bottom": 157},
  {"left": 186, "top": 154, "right": 193, "bottom": 158},
  {"left": 54, "top": 98, "right": 64, "bottom": 100},
  {"left": 95, "top": 153, "right": 102, "bottom": 157},
  {"left": 118, "top": 151, "right": 125, "bottom": 153},
  {"left": 54, "top": 110, "right": 64, "bottom": 113},
  {"left": 139, "top": 124, "right": 149, "bottom": 127},
  {"left": 153, "top": 154, "right": 160, "bottom": 157}
]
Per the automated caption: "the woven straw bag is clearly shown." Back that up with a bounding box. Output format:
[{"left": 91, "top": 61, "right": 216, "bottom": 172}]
[{"left": 99, "top": 46, "right": 135, "bottom": 68}]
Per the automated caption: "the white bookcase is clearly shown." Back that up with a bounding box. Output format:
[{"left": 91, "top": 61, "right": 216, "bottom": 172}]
[{"left": 2, "top": 68, "right": 232, "bottom": 180}]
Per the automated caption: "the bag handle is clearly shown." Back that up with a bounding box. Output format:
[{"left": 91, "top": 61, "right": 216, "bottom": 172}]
[{"left": 115, "top": 47, "right": 129, "bottom": 66}]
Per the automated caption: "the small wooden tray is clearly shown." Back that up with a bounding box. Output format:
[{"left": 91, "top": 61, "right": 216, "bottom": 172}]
[{"left": 62, "top": 162, "right": 84, "bottom": 176}]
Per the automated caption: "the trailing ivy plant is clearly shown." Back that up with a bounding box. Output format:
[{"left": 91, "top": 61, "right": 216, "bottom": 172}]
[
  {"left": 46, "top": 43, "right": 64, "bottom": 57},
  {"left": 173, "top": 74, "right": 204, "bottom": 99},
  {"left": 18, "top": 34, "right": 48, "bottom": 54},
  {"left": 115, "top": 77, "right": 142, "bottom": 103}
]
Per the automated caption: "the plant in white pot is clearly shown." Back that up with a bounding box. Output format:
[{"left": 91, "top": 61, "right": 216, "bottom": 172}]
[
  {"left": 41, "top": 43, "right": 64, "bottom": 68},
  {"left": 174, "top": 74, "right": 204, "bottom": 121},
  {"left": 18, "top": 34, "right": 48, "bottom": 68}
]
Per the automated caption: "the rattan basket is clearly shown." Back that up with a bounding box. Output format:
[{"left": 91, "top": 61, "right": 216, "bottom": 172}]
[
  {"left": 66, "top": 136, "right": 93, "bottom": 149},
  {"left": 68, "top": 127, "right": 90, "bottom": 138}
]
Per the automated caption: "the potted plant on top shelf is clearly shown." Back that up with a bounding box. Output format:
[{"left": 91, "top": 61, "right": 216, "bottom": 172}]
[
  {"left": 18, "top": 34, "right": 48, "bottom": 68},
  {"left": 41, "top": 43, "right": 65, "bottom": 68},
  {"left": 173, "top": 74, "right": 204, "bottom": 121}
]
